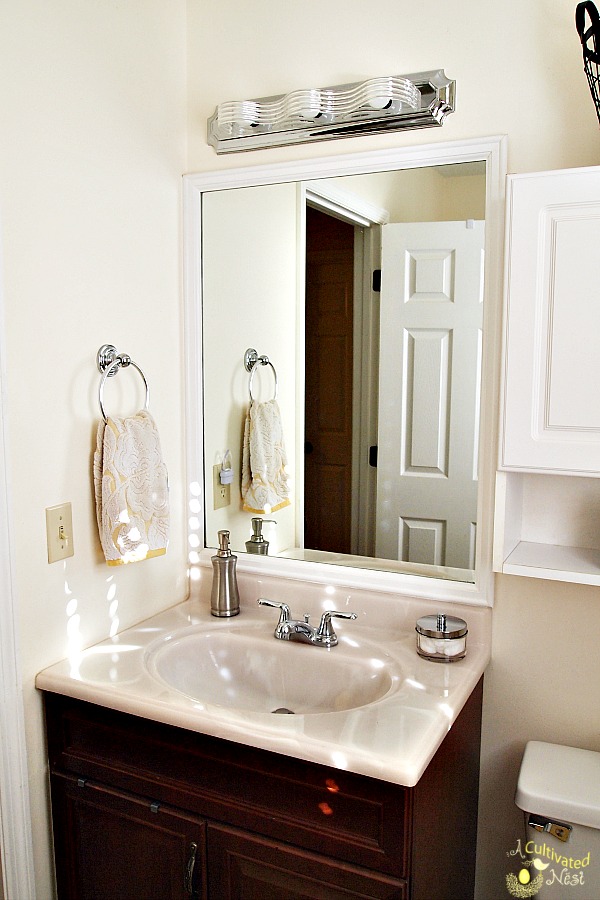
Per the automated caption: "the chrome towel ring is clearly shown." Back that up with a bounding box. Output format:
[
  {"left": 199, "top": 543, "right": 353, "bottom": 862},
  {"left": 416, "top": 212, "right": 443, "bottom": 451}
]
[
  {"left": 244, "top": 347, "right": 278, "bottom": 403},
  {"left": 97, "top": 344, "right": 150, "bottom": 423}
]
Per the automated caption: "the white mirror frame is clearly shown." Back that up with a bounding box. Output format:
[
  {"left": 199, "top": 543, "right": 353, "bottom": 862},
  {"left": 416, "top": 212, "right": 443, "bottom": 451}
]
[{"left": 184, "top": 135, "right": 507, "bottom": 607}]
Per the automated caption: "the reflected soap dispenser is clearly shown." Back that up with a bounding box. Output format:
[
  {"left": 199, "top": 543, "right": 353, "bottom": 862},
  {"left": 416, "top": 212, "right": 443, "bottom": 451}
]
[
  {"left": 245, "top": 517, "right": 275, "bottom": 555},
  {"left": 210, "top": 530, "right": 240, "bottom": 617}
]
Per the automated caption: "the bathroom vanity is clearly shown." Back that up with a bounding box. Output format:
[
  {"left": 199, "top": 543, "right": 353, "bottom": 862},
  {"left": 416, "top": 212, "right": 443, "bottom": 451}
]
[
  {"left": 44, "top": 681, "right": 482, "bottom": 900},
  {"left": 38, "top": 592, "right": 490, "bottom": 899}
]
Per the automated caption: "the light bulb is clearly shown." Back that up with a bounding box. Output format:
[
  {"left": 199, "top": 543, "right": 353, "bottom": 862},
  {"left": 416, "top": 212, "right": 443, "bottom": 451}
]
[{"left": 368, "top": 95, "right": 392, "bottom": 110}]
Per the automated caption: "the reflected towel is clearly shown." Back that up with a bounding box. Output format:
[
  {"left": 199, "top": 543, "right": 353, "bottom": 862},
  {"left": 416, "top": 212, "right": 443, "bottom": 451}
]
[
  {"left": 93, "top": 410, "right": 169, "bottom": 565},
  {"left": 241, "top": 399, "right": 291, "bottom": 514}
]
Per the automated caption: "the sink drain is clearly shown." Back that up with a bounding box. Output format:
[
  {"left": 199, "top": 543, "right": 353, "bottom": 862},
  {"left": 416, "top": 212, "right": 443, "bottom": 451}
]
[{"left": 272, "top": 707, "right": 295, "bottom": 715}]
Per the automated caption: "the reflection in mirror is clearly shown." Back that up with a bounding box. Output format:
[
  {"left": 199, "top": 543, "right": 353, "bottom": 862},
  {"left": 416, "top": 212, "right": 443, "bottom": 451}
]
[{"left": 202, "top": 162, "right": 486, "bottom": 583}]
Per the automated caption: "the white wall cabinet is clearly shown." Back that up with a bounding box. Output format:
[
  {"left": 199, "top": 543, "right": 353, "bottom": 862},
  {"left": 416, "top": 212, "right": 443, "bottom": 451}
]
[{"left": 495, "top": 167, "right": 600, "bottom": 585}]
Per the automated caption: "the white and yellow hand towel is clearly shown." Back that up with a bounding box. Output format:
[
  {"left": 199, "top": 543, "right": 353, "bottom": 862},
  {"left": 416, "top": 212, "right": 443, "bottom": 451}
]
[
  {"left": 93, "top": 410, "right": 169, "bottom": 565},
  {"left": 241, "top": 399, "right": 291, "bottom": 514}
]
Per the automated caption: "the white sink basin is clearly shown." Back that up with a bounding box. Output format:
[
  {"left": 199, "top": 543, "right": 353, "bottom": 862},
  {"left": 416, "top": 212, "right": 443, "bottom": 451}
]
[
  {"left": 37, "top": 597, "right": 491, "bottom": 786},
  {"left": 144, "top": 626, "right": 396, "bottom": 715}
]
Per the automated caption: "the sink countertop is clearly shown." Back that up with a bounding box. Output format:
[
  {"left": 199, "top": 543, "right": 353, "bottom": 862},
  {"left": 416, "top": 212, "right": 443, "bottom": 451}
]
[{"left": 36, "top": 585, "right": 491, "bottom": 788}]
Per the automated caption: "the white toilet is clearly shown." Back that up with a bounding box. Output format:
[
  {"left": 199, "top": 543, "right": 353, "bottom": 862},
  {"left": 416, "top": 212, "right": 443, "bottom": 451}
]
[{"left": 515, "top": 741, "right": 600, "bottom": 897}]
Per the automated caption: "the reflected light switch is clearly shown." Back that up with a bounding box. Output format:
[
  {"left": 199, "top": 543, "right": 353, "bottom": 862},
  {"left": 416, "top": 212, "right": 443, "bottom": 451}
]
[{"left": 46, "top": 502, "right": 74, "bottom": 563}]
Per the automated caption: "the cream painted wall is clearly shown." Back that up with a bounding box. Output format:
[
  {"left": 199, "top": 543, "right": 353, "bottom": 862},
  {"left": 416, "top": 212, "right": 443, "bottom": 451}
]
[
  {"left": 0, "top": 1, "right": 188, "bottom": 894},
  {"left": 186, "top": 2, "right": 600, "bottom": 898}
]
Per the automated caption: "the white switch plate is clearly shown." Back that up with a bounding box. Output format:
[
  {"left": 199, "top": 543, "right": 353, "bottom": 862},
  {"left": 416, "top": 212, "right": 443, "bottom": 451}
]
[{"left": 46, "top": 502, "right": 74, "bottom": 563}]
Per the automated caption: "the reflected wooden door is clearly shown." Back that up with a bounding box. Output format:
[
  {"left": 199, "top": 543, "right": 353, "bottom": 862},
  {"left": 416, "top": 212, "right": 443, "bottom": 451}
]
[{"left": 304, "top": 207, "right": 354, "bottom": 552}]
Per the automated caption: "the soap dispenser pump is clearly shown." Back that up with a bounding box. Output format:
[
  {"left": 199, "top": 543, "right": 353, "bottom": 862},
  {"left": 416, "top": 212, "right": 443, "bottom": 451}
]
[
  {"left": 210, "top": 530, "right": 240, "bottom": 617},
  {"left": 245, "top": 517, "right": 275, "bottom": 555}
]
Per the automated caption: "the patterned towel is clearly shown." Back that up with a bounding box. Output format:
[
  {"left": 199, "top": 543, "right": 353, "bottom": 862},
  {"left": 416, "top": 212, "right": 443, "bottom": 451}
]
[
  {"left": 241, "top": 399, "right": 291, "bottom": 514},
  {"left": 93, "top": 410, "right": 169, "bottom": 565}
]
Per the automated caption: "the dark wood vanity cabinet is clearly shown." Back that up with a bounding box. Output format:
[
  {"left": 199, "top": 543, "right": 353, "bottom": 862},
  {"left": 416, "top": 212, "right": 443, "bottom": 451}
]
[{"left": 44, "top": 677, "right": 482, "bottom": 900}]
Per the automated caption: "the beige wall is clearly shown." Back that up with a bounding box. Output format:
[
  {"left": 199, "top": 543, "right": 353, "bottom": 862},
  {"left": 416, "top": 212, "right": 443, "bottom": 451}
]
[
  {"left": 0, "top": 0, "right": 598, "bottom": 896},
  {"left": 0, "top": 1, "right": 188, "bottom": 893},
  {"left": 187, "top": 2, "right": 600, "bottom": 899}
]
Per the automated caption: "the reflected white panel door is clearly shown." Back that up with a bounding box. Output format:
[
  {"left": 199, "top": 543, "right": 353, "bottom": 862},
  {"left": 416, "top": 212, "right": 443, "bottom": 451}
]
[{"left": 376, "top": 221, "right": 484, "bottom": 569}]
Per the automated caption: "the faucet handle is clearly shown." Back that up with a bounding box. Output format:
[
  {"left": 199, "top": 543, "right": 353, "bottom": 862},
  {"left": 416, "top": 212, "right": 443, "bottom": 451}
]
[
  {"left": 257, "top": 598, "right": 291, "bottom": 624},
  {"left": 317, "top": 610, "right": 357, "bottom": 644}
]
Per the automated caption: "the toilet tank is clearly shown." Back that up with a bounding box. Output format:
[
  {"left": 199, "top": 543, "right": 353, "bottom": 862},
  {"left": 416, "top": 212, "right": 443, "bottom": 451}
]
[{"left": 515, "top": 741, "right": 600, "bottom": 896}]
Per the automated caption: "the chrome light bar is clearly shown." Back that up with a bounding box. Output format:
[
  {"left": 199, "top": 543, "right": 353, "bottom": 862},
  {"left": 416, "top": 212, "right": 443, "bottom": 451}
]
[{"left": 207, "top": 70, "right": 456, "bottom": 154}]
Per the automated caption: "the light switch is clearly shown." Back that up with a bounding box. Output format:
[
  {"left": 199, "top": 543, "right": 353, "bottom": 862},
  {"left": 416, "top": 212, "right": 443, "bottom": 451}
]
[{"left": 46, "top": 503, "right": 74, "bottom": 563}]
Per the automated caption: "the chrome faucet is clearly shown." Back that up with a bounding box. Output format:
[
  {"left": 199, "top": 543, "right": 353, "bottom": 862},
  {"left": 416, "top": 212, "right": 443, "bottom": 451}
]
[{"left": 258, "top": 598, "right": 357, "bottom": 648}]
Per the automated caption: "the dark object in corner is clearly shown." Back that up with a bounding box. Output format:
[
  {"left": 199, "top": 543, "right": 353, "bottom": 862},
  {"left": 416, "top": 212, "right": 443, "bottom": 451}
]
[{"left": 576, "top": 1, "right": 600, "bottom": 124}]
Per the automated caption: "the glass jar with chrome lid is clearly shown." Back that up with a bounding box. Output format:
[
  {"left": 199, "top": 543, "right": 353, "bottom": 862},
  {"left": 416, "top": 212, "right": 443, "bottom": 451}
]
[{"left": 415, "top": 613, "right": 468, "bottom": 662}]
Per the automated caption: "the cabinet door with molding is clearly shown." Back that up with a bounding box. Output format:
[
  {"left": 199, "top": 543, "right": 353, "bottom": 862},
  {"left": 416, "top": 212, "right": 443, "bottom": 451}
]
[{"left": 501, "top": 167, "right": 600, "bottom": 475}]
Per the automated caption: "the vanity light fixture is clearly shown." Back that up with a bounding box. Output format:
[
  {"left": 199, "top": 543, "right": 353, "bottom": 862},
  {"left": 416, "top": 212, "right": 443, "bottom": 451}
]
[{"left": 207, "top": 70, "right": 456, "bottom": 153}]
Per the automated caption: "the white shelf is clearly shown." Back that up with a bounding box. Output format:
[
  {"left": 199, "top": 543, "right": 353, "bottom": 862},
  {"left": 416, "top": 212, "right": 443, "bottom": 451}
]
[
  {"left": 494, "top": 471, "right": 600, "bottom": 586},
  {"left": 502, "top": 541, "right": 600, "bottom": 586}
]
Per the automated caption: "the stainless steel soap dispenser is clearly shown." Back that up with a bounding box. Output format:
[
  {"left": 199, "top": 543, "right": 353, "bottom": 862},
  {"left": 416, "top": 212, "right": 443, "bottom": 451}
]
[
  {"left": 210, "top": 530, "right": 240, "bottom": 617},
  {"left": 245, "top": 517, "right": 275, "bottom": 555}
]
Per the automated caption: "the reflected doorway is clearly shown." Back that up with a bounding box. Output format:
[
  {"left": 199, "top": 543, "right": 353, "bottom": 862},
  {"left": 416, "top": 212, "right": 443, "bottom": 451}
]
[{"left": 304, "top": 207, "right": 355, "bottom": 552}]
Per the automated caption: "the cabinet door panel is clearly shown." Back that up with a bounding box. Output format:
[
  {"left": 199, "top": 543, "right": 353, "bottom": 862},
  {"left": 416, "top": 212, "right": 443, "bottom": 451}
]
[
  {"left": 502, "top": 167, "right": 600, "bottom": 474},
  {"left": 207, "top": 824, "right": 407, "bottom": 900},
  {"left": 51, "top": 773, "right": 206, "bottom": 900}
]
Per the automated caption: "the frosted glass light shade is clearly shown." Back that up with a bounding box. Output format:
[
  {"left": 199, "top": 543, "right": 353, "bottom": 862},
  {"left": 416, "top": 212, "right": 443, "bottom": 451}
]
[{"left": 207, "top": 70, "right": 456, "bottom": 154}]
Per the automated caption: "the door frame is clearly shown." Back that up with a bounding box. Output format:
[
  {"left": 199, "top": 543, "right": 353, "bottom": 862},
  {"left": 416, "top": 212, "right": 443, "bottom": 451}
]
[{"left": 0, "top": 221, "right": 35, "bottom": 898}]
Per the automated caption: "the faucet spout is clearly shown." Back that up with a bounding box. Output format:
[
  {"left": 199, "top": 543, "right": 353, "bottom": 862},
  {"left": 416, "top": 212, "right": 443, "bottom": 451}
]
[
  {"left": 258, "top": 599, "right": 356, "bottom": 648},
  {"left": 285, "top": 620, "right": 316, "bottom": 644}
]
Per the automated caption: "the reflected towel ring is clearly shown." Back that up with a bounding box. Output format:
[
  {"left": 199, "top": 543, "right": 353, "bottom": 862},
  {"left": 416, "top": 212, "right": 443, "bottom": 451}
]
[
  {"left": 244, "top": 347, "right": 278, "bottom": 403},
  {"left": 97, "top": 344, "right": 150, "bottom": 423}
]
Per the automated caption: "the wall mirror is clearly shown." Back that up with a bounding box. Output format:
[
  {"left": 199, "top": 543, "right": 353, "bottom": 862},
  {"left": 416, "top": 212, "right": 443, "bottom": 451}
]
[{"left": 184, "top": 137, "right": 506, "bottom": 605}]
